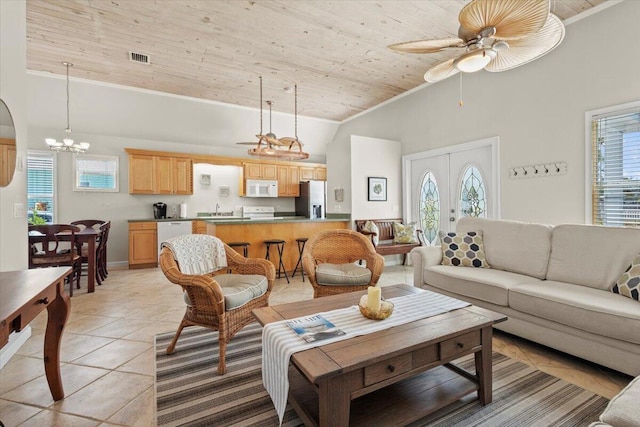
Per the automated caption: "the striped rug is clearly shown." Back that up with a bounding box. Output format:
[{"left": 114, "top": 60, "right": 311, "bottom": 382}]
[{"left": 155, "top": 323, "right": 608, "bottom": 427}]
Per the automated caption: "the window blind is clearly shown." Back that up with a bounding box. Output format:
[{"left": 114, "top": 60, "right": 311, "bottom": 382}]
[
  {"left": 27, "top": 152, "right": 55, "bottom": 223},
  {"left": 74, "top": 155, "right": 119, "bottom": 191},
  {"left": 592, "top": 107, "right": 640, "bottom": 227}
]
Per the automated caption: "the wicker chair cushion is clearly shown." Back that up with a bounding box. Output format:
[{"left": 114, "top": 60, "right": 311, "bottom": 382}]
[
  {"left": 183, "top": 274, "right": 268, "bottom": 310},
  {"left": 315, "top": 263, "right": 372, "bottom": 286}
]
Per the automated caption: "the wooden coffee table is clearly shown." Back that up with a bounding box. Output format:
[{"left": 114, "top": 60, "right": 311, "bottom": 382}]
[{"left": 253, "top": 284, "right": 507, "bottom": 427}]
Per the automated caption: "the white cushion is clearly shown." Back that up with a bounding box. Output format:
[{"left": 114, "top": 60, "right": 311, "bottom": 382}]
[
  {"left": 183, "top": 274, "right": 268, "bottom": 310},
  {"left": 456, "top": 217, "right": 552, "bottom": 279},
  {"left": 424, "top": 264, "right": 542, "bottom": 307},
  {"left": 509, "top": 281, "right": 640, "bottom": 345},
  {"left": 547, "top": 224, "right": 640, "bottom": 290},
  {"left": 600, "top": 374, "right": 640, "bottom": 427},
  {"left": 316, "top": 263, "right": 371, "bottom": 286}
]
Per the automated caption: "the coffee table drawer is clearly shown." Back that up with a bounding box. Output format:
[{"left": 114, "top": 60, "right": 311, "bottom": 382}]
[
  {"left": 364, "top": 353, "right": 412, "bottom": 386},
  {"left": 440, "top": 331, "right": 481, "bottom": 359}
]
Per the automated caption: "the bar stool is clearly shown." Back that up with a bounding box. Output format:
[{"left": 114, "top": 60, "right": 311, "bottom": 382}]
[
  {"left": 292, "top": 237, "right": 308, "bottom": 282},
  {"left": 227, "top": 241, "right": 250, "bottom": 257},
  {"left": 264, "top": 239, "right": 289, "bottom": 283}
]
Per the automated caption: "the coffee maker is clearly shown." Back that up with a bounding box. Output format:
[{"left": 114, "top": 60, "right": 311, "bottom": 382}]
[{"left": 153, "top": 202, "right": 167, "bottom": 219}]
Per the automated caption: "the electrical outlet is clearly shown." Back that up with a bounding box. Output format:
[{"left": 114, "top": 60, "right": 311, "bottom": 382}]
[{"left": 14, "top": 203, "right": 25, "bottom": 218}]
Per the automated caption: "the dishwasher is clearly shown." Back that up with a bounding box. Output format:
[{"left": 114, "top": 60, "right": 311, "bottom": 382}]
[{"left": 157, "top": 221, "right": 192, "bottom": 257}]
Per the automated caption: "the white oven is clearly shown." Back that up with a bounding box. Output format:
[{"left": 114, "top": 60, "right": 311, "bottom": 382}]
[{"left": 245, "top": 179, "right": 278, "bottom": 198}]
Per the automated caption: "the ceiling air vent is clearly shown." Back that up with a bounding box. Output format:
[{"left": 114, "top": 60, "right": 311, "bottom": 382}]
[{"left": 129, "top": 51, "right": 150, "bottom": 65}]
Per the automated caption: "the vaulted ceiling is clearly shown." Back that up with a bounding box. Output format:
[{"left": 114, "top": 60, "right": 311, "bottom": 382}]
[{"left": 26, "top": 0, "right": 607, "bottom": 121}]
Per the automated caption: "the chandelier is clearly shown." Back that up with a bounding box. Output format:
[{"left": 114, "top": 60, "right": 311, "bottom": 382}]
[
  {"left": 45, "top": 62, "right": 90, "bottom": 153},
  {"left": 245, "top": 77, "right": 308, "bottom": 161}
]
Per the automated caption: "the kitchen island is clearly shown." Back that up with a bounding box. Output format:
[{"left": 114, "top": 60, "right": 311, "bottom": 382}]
[
  {"left": 128, "top": 216, "right": 351, "bottom": 270},
  {"left": 202, "top": 216, "right": 350, "bottom": 272}
]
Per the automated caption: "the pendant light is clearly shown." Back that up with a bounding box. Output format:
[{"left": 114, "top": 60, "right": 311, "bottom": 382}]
[{"left": 45, "top": 62, "right": 90, "bottom": 153}]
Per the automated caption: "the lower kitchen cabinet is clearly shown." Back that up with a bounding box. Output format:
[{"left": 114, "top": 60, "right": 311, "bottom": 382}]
[{"left": 128, "top": 222, "right": 158, "bottom": 268}]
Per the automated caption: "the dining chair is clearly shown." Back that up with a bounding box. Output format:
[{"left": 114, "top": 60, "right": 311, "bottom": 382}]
[
  {"left": 302, "top": 229, "right": 385, "bottom": 298},
  {"left": 159, "top": 234, "right": 275, "bottom": 374},
  {"left": 28, "top": 224, "right": 82, "bottom": 296},
  {"left": 96, "top": 221, "right": 111, "bottom": 285},
  {"left": 70, "top": 219, "right": 107, "bottom": 283}
]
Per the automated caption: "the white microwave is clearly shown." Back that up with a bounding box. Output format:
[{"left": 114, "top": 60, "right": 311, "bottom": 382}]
[{"left": 245, "top": 179, "right": 278, "bottom": 197}]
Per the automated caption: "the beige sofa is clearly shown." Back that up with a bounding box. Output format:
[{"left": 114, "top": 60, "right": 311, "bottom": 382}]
[{"left": 411, "top": 217, "right": 640, "bottom": 376}]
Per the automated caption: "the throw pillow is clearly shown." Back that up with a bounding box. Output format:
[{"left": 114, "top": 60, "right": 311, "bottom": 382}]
[
  {"left": 392, "top": 222, "right": 418, "bottom": 244},
  {"left": 362, "top": 220, "right": 379, "bottom": 246},
  {"left": 440, "top": 231, "right": 490, "bottom": 268},
  {"left": 612, "top": 253, "right": 640, "bottom": 301}
]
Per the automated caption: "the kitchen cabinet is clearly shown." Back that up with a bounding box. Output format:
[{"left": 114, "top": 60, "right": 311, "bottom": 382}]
[
  {"left": 244, "top": 162, "right": 277, "bottom": 180},
  {"left": 0, "top": 139, "right": 17, "bottom": 187},
  {"left": 300, "top": 166, "right": 327, "bottom": 181},
  {"left": 128, "top": 222, "right": 158, "bottom": 268},
  {"left": 128, "top": 154, "right": 193, "bottom": 195},
  {"left": 277, "top": 165, "right": 300, "bottom": 197},
  {"left": 193, "top": 220, "right": 207, "bottom": 234}
]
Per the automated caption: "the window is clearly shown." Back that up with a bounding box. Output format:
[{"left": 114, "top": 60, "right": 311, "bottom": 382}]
[
  {"left": 27, "top": 151, "right": 55, "bottom": 224},
  {"left": 459, "top": 165, "right": 487, "bottom": 218},
  {"left": 418, "top": 171, "right": 441, "bottom": 245},
  {"left": 74, "top": 154, "right": 119, "bottom": 192},
  {"left": 589, "top": 102, "right": 640, "bottom": 227}
]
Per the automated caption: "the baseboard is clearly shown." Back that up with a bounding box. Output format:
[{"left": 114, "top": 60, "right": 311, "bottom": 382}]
[{"left": 0, "top": 326, "right": 32, "bottom": 369}]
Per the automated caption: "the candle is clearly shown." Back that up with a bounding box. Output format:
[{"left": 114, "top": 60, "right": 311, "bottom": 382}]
[{"left": 367, "top": 286, "right": 381, "bottom": 312}]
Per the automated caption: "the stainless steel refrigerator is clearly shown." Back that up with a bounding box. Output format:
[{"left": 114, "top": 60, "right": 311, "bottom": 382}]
[{"left": 295, "top": 180, "right": 326, "bottom": 219}]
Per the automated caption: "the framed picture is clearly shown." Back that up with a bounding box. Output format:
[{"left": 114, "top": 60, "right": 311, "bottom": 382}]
[{"left": 368, "top": 177, "right": 387, "bottom": 201}]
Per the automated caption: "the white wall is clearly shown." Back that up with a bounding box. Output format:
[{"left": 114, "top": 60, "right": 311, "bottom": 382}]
[
  {"left": 333, "top": 1, "right": 640, "bottom": 225},
  {"left": 325, "top": 134, "right": 351, "bottom": 215},
  {"left": 0, "top": 0, "right": 28, "bottom": 271},
  {"left": 350, "top": 136, "right": 402, "bottom": 221}
]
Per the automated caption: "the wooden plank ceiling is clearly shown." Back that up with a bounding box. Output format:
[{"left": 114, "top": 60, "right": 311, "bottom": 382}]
[{"left": 26, "top": 0, "right": 607, "bottom": 121}]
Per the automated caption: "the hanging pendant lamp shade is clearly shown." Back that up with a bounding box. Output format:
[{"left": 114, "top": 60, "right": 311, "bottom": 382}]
[{"left": 45, "top": 62, "right": 90, "bottom": 153}]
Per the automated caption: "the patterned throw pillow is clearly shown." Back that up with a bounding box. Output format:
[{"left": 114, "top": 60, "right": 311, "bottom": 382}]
[
  {"left": 612, "top": 254, "right": 640, "bottom": 301},
  {"left": 393, "top": 222, "right": 418, "bottom": 244},
  {"left": 440, "top": 231, "right": 490, "bottom": 268},
  {"left": 362, "top": 220, "right": 379, "bottom": 246}
]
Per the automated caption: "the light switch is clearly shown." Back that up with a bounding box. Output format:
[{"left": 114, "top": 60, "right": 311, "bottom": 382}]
[{"left": 14, "top": 203, "right": 25, "bottom": 218}]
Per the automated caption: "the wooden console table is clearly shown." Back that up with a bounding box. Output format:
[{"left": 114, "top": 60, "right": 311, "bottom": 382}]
[{"left": 0, "top": 267, "right": 71, "bottom": 401}]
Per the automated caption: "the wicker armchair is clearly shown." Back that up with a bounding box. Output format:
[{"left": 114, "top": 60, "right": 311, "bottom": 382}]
[
  {"left": 302, "top": 229, "right": 385, "bottom": 298},
  {"left": 159, "top": 235, "right": 275, "bottom": 374}
]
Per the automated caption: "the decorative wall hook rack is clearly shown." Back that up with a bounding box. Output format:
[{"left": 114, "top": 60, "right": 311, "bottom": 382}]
[{"left": 509, "top": 162, "right": 567, "bottom": 179}]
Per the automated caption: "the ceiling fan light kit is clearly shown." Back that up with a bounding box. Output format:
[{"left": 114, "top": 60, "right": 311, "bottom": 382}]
[
  {"left": 390, "top": 0, "right": 564, "bottom": 83},
  {"left": 45, "top": 62, "right": 90, "bottom": 153}
]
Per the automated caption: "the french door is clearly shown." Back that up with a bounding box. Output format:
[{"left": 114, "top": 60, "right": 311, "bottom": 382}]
[{"left": 402, "top": 137, "right": 500, "bottom": 245}]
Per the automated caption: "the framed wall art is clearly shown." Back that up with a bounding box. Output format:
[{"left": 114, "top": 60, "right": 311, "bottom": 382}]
[{"left": 368, "top": 177, "right": 387, "bottom": 201}]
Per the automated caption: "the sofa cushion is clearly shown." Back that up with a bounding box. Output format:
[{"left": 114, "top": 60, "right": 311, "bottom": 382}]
[
  {"left": 456, "top": 217, "right": 552, "bottom": 279},
  {"left": 393, "top": 222, "right": 418, "bottom": 244},
  {"left": 316, "top": 263, "right": 372, "bottom": 285},
  {"left": 214, "top": 274, "right": 269, "bottom": 310},
  {"left": 600, "top": 374, "right": 640, "bottom": 427},
  {"left": 547, "top": 224, "right": 640, "bottom": 291},
  {"left": 424, "top": 265, "right": 542, "bottom": 307},
  {"left": 612, "top": 253, "right": 640, "bottom": 301},
  {"left": 509, "top": 281, "right": 640, "bottom": 345},
  {"left": 440, "top": 231, "right": 490, "bottom": 268}
]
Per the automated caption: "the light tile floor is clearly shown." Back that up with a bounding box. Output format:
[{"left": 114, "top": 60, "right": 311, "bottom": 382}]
[{"left": 0, "top": 265, "right": 633, "bottom": 426}]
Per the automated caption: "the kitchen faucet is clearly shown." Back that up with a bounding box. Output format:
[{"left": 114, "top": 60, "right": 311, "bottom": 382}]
[{"left": 215, "top": 203, "right": 220, "bottom": 216}]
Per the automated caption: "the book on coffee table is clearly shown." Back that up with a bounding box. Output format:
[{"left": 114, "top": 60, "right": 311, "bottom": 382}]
[{"left": 287, "top": 314, "right": 346, "bottom": 343}]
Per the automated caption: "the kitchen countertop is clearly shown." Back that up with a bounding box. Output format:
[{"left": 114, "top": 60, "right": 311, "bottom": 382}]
[{"left": 128, "top": 215, "right": 351, "bottom": 224}]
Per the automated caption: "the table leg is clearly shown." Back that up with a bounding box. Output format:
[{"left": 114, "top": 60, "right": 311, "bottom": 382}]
[
  {"left": 43, "top": 279, "right": 70, "bottom": 401},
  {"left": 318, "top": 374, "right": 351, "bottom": 427},
  {"left": 475, "top": 325, "right": 493, "bottom": 405},
  {"left": 87, "top": 236, "right": 96, "bottom": 293}
]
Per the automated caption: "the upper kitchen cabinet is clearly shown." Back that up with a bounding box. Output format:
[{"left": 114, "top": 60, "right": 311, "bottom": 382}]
[
  {"left": 243, "top": 162, "right": 277, "bottom": 180},
  {"left": 277, "top": 165, "right": 300, "bottom": 197},
  {"left": 127, "top": 151, "right": 193, "bottom": 195},
  {"left": 300, "top": 166, "right": 327, "bottom": 181}
]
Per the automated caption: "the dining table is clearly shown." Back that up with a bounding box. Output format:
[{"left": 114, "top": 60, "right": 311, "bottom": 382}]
[{"left": 28, "top": 227, "right": 101, "bottom": 293}]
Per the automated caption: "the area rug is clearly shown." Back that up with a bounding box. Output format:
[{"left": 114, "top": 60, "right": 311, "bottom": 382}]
[{"left": 155, "top": 323, "right": 608, "bottom": 427}]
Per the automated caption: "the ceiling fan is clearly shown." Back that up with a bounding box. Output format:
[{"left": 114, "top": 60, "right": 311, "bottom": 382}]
[{"left": 388, "top": 0, "right": 565, "bottom": 83}]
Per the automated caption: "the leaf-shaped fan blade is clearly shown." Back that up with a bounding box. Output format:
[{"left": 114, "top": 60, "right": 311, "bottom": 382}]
[
  {"left": 279, "top": 137, "right": 305, "bottom": 147},
  {"left": 388, "top": 38, "right": 464, "bottom": 54},
  {"left": 485, "top": 13, "right": 564, "bottom": 72},
  {"left": 236, "top": 142, "right": 259, "bottom": 145},
  {"left": 459, "top": 0, "right": 550, "bottom": 41},
  {"left": 424, "top": 58, "right": 459, "bottom": 83}
]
